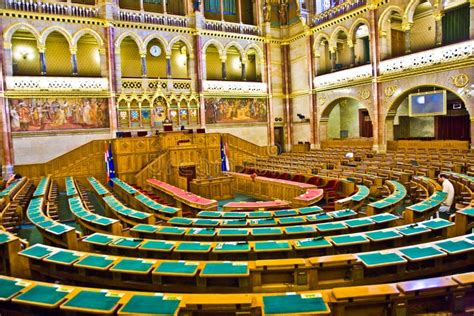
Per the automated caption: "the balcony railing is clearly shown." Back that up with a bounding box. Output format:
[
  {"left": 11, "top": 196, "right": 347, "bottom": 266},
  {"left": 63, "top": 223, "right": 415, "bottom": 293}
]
[
  {"left": 379, "top": 40, "right": 474, "bottom": 76},
  {"left": 314, "top": 64, "right": 372, "bottom": 89},
  {"left": 5, "top": 0, "right": 98, "bottom": 18},
  {"left": 312, "top": 0, "right": 366, "bottom": 26},
  {"left": 203, "top": 80, "right": 267, "bottom": 94},
  {"left": 121, "top": 78, "right": 193, "bottom": 93},
  {"left": 204, "top": 20, "right": 260, "bottom": 36},
  {"left": 116, "top": 9, "right": 189, "bottom": 28},
  {"left": 6, "top": 76, "right": 108, "bottom": 91}
]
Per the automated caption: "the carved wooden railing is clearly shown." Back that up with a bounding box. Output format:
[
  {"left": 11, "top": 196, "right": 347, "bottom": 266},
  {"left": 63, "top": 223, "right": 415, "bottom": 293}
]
[
  {"left": 115, "top": 8, "right": 189, "bottom": 27},
  {"left": 134, "top": 151, "right": 170, "bottom": 189},
  {"left": 312, "top": 0, "right": 367, "bottom": 26},
  {"left": 5, "top": 0, "right": 99, "bottom": 18},
  {"left": 204, "top": 20, "right": 260, "bottom": 36},
  {"left": 223, "top": 133, "right": 277, "bottom": 171}
]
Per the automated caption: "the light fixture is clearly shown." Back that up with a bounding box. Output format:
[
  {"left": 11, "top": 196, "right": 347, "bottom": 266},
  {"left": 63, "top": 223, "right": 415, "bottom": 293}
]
[{"left": 14, "top": 46, "right": 34, "bottom": 61}]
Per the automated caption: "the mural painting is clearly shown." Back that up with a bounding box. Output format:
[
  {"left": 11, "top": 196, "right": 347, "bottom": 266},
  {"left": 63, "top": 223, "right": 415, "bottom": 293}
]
[{"left": 205, "top": 98, "right": 267, "bottom": 124}]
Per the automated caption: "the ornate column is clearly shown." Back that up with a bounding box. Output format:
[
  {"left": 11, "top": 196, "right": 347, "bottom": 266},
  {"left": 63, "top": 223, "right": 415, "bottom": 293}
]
[
  {"left": 140, "top": 52, "right": 147, "bottom": 77},
  {"left": 348, "top": 40, "right": 355, "bottom": 67},
  {"left": 38, "top": 45, "right": 47, "bottom": 75},
  {"left": 0, "top": 27, "right": 14, "bottom": 174},
  {"left": 70, "top": 47, "right": 78, "bottom": 76},
  {"left": 194, "top": 33, "right": 206, "bottom": 127},
  {"left": 166, "top": 54, "right": 172, "bottom": 78},
  {"left": 471, "top": 117, "right": 474, "bottom": 150},
  {"left": 434, "top": 11, "right": 444, "bottom": 46},
  {"left": 105, "top": 24, "right": 118, "bottom": 134},
  {"left": 402, "top": 22, "right": 412, "bottom": 54},
  {"left": 220, "top": 0, "right": 224, "bottom": 20},
  {"left": 471, "top": 0, "right": 474, "bottom": 39},
  {"left": 99, "top": 47, "right": 108, "bottom": 78},
  {"left": 281, "top": 43, "right": 292, "bottom": 150},
  {"left": 162, "top": 0, "right": 167, "bottom": 14},
  {"left": 369, "top": 6, "right": 381, "bottom": 152},
  {"left": 3, "top": 41, "right": 14, "bottom": 76},
  {"left": 264, "top": 38, "right": 274, "bottom": 146},
  {"left": 379, "top": 28, "right": 389, "bottom": 60},
  {"left": 139, "top": 0, "right": 144, "bottom": 11},
  {"left": 329, "top": 46, "right": 336, "bottom": 72},
  {"left": 237, "top": 0, "right": 242, "bottom": 23},
  {"left": 307, "top": 32, "right": 316, "bottom": 148},
  {"left": 220, "top": 56, "right": 227, "bottom": 80},
  {"left": 241, "top": 57, "right": 247, "bottom": 81},
  {"left": 187, "top": 54, "right": 195, "bottom": 81}
]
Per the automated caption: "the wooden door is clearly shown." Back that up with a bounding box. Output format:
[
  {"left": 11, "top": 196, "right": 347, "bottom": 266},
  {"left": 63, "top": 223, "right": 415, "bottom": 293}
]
[{"left": 391, "top": 29, "right": 405, "bottom": 58}]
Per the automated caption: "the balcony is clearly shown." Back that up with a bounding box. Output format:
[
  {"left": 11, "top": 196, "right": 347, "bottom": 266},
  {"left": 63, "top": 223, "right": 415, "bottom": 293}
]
[
  {"left": 312, "top": 0, "right": 367, "bottom": 26},
  {"left": 314, "top": 64, "right": 372, "bottom": 90},
  {"left": 5, "top": 76, "right": 108, "bottom": 91},
  {"left": 5, "top": 0, "right": 98, "bottom": 18},
  {"left": 204, "top": 20, "right": 260, "bottom": 36},
  {"left": 379, "top": 40, "right": 474, "bottom": 76},
  {"left": 203, "top": 80, "right": 267, "bottom": 95},
  {"left": 121, "top": 78, "right": 193, "bottom": 93},
  {"left": 116, "top": 9, "right": 189, "bottom": 28}
]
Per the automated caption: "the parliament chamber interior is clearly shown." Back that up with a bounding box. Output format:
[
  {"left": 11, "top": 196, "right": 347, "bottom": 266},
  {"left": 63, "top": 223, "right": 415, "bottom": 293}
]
[{"left": 0, "top": 0, "right": 473, "bottom": 315}]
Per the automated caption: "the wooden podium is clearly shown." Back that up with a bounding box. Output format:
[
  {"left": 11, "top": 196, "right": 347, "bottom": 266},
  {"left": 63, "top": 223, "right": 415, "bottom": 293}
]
[{"left": 190, "top": 175, "right": 233, "bottom": 200}]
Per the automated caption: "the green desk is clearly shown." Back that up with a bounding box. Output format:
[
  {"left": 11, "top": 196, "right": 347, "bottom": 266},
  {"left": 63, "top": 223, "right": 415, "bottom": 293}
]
[
  {"left": 118, "top": 294, "right": 181, "bottom": 315},
  {"left": 111, "top": 238, "right": 143, "bottom": 249},
  {"left": 0, "top": 277, "right": 27, "bottom": 300},
  {"left": 217, "top": 229, "right": 249, "bottom": 237},
  {"left": 197, "top": 211, "right": 222, "bottom": 218},
  {"left": 213, "top": 242, "right": 250, "bottom": 253},
  {"left": 131, "top": 224, "right": 159, "bottom": 234},
  {"left": 285, "top": 226, "right": 316, "bottom": 235},
  {"left": 263, "top": 293, "right": 329, "bottom": 315},
  {"left": 274, "top": 210, "right": 298, "bottom": 217},
  {"left": 14, "top": 284, "right": 70, "bottom": 308},
  {"left": 365, "top": 230, "right": 402, "bottom": 242},
  {"left": 44, "top": 250, "right": 82, "bottom": 265},
  {"left": 248, "top": 211, "right": 272, "bottom": 218},
  {"left": 83, "top": 233, "right": 114, "bottom": 245},
  {"left": 20, "top": 244, "right": 53, "bottom": 259},
  {"left": 294, "top": 237, "right": 332, "bottom": 250},
  {"left": 194, "top": 219, "right": 219, "bottom": 227},
  {"left": 158, "top": 227, "right": 187, "bottom": 236},
  {"left": 254, "top": 241, "right": 291, "bottom": 252},
  {"left": 61, "top": 290, "right": 121, "bottom": 313},
  {"left": 175, "top": 242, "right": 212, "bottom": 253},
  {"left": 306, "top": 213, "right": 332, "bottom": 222},
  {"left": 316, "top": 222, "right": 347, "bottom": 233},
  {"left": 46, "top": 224, "right": 74, "bottom": 235},
  {"left": 221, "top": 219, "right": 248, "bottom": 227},
  {"left": 111, "top": 258, "right": 155, "bottom": 274},
  {"left": 139, "top": 240, "right": 175, "bottom": 252},
  {"left": 222, "top": 212, "right": 247, "bottom": 219},
  {"left": 252, "top": 228, "right": 283, "bottom": 236},
  {"left": 74, "top": 255, "right": 116, "bottom": 270},
  {"left": 330, "top": 235, "right": 369, "bottom": 246},
  {"left": 399, "top": 246, "right": 446, "bottom": 262},
  {"left": 422, "top": 219, "right": 454, "bottom": 230},
  {"left": 251, "top": 219, "right": 277, "bottom": 226},
  {"left": 358, "top": 252, "right": 407, "bottom": 267},
  {"left": 344, "top": 218, "right": 374, "bottom": 228},
  {"left": 370, "top": 213, "right": 399, "bottom": 223},
  {"left": 153, "top": 261, "right": 199, "bottom": 276},
  {"left": 278, "top": 217, "right": 306, "bottom": 225},
  {"left": 168, "top": 217, "right": 193, "bottom": 226},
  {"left": 299, "top": 206, "right": 323, "bottom": 215},
  {"left": 187, "top": 228, "right": 216, "bottom": 237},
  {"left": 435, "top": 239, "right": 474, "bottom": 254},
  {"left": 201, "top": 262, "right": 248, "bottom": 277},
  {"left": 330, "top": 209, "right": 357, "bottom": 219},
  {"left": 397, "top": 225, "right": 430, "bottom": 236}
]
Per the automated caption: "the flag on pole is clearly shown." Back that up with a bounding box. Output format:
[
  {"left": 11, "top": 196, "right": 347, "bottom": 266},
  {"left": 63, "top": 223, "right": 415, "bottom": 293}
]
[
  {"left": 220, "top": 137, "right": 230, "bottom": 172},
  {"left": 105, "top": 142, "right": 116, "bottom": 186}
]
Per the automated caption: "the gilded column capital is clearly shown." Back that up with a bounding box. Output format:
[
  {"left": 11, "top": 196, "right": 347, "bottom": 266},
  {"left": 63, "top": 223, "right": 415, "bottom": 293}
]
[
  {"left": 219, "top": 55, "right": 227, "bottom": 63},
  {"left": 433, "top": 11, "right": 444, "bottom": 21},
  {"left": 37, "top": 45, "right": 46, "bottom": 53},
  {"left": 401, "top": 22, "right": 412, "bottom": 32},
  {"left": 70, "top": 47, "right": 77, "bottom": 55}
]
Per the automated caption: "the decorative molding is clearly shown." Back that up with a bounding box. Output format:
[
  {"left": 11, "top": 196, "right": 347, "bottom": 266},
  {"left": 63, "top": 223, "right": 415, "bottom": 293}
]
[
  {"left": 314, "top": 64, "right": 372, "bottom": 89},
  {"left": 203, "top": 80, "right": 267, "bottom": 95},
  {"left": 450, "top": 74, "right": 469, "bottom": 88},
  {"left": 380, "top": 40, "right": 474, "bottom": 76},
  {"left": 5, "top": 76, "right": 108, "bottom": 91},
  {"left": 384, "top": 86, "right": 398, "bottom": 97}
]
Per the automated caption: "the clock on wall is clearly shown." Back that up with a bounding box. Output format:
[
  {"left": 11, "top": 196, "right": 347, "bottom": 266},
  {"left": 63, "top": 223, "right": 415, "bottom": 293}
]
[{"left": 149, "top": 45, "right": 161, "bottom": 57}]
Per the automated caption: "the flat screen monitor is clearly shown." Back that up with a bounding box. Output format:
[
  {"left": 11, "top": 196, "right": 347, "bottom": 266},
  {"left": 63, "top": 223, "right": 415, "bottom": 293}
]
[{"left": 409, "top": 90, "right": 447, "bottom": 117}]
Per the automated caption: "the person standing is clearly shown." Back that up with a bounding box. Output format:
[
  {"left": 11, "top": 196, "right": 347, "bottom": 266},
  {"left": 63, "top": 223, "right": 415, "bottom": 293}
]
[{"left": 437, "top": 173, "right": 455, "bottom": 219}]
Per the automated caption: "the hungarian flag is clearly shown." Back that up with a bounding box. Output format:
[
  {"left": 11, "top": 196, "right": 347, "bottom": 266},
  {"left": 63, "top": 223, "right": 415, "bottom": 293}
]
[
  {"left": 104, "top": 142, "right": 116, "bottom": 186},
  {"left": 220, "top": 137, "right": 230, "bottom": 172}
]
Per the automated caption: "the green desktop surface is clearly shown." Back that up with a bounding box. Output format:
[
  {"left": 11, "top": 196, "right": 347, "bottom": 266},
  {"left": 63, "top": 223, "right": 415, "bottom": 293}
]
[
  {"left": 399, "top": 246, "right": 445, "bottom": 260},
  {"left": 62, "top": 290, "right": 120, "bottom": 312},
  {"left": 295, "top": 238, "right": 331, "bottom": 249},
  {"left": 214, "top": 242, "right": 250, "bottom": 252},
  {"left": 154, "top": 261, "right": 198, "bottom": 275},
  {"left": 358, "top": 252, "right": 406, "bottom": 267},
  {"left": 45, "top": 250, "right": 81, "bottom": 265},
  {"left": 111, "top": 238, "right": 143, "bottom": 249},
  {"left": 201, "top": 262, "right": 248, "bottom": 276},
  {"left": 175, "top": 242, "right": 211, "bottom": 252},
  {"left": 139, "top": 240, "right": 175, "bottom": 252},
  {"left": 254, "top": 241, "right": 291, "bottom": 251},
  {"left": 0, "top": 278, "right": 26, "bottom": 300},
  {"left": 131, "top": 224, "right": 159, "bottom": 233},
  {"left": 74, "top": 255, "right": 115, "bottom": 269},
  {"left": 365, "top": 230, "right": 401, "bottom": 241},
  {"left": 331, "top": 234, "right": 368, "bottom": 245},
  {"left": 285, "top": 226, "right": 316, "bottom": 234},
  {"left": 435, "top": 239, "right": 474, "bottom": 254},
  {"left": 111, "top": 259, "right": 154, "bottom": 273},
  {"left": 217, "top": 229, "right": 249, "bottom": 236},
  {"left": 263, "top": 294, "right": 328, "bottom": 314},
  {"left": 120, "top": 294, "right": 181, "bottom": 315},
  {"left": 83, "top": 233, "right": 114, "bottom": 245},
  {"left": 15, "top": 285, "right": 69, "bottom": 306},
  {"left": 20, "top": 244, "right": 53, "bottom": 259}
]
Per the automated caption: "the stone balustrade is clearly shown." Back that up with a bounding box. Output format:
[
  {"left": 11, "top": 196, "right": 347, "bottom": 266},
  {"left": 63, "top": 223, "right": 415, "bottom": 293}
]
[{"left": 6, "top": 76, "right": 108, "bottom": 91}]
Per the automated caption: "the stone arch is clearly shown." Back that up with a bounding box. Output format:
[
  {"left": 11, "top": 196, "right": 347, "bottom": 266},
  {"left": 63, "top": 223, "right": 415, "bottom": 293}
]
[
  {"left": 223, "top": 41, "right": 245, "bottom": 59},
  {"left": 143, "top": 33, "right": 169, "bottom": 55},
  {"left": 378, "top": 5, "right": 404, "bottom": 33},
  {"left": 329, "top": 26, "right": 349, "bottom": 48},
  {"left": 313, "top": 33, "right": 330, "bottom": 51},
  {"left": 39, "top": 26, "right": 72, "bottom": 48},
  {"left": 243, "top": 43, "right": 264, "bottom": 62},
  {"left": 4, "top": 23, "right": 40, "bottom": 47},
  {"left": 115, "top": 31, "right": 144, "bottom": 52},
  {"left": 168, "top": 36, "right": 194, "bottom": 56},
  {"left": 404, "top": 0, "right": 435, "bottom": 24},
  {"left": 320, "top": 96, "right": 374, "bottom": 122},
  {"left": 72, "top": 28, "right": 104, "bottom": 48},
  {"left": 202, "top": 39, "right": 225, "bottom": 58},
  {"left": 348, "top": 18, "right": 371, "bottom": 43}
]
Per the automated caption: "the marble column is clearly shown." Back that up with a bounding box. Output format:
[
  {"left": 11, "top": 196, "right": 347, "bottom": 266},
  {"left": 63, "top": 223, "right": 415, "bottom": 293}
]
[
  {"left": 471, "top": 117, "right": 474, "bottom": 150},
  {"left": 241, "top": 57, "right": 247, "bottom": 81},
  {"left": 220, "top": 56, "right": 227, "bottom": 80},
  {"left": 329, "top": 47, "right": 336, "bottom": 72},
  {"left": 3, "top": 43, "right": 13, "bottom": 76},
  {"left": 140, "top": 53, "right": 147, "bottom": 77},
  {"left": 71, "top": 48, "right": 78, "bottom": 76},
  {"left": 307, "top": 33, "right": 316, "bottom": 148},
  {"left": 348, "top": 41, "right": 355, "bottom": 67},
  {"left": 187, "top": 54, "right": 195, "bottom": 81},
  {"left": 264, "top": 41, "right": 274, "bottom": 146},
  {"left": 194, "top": 34, "right": 206, "bottom": 127},
  {"left": 402, "top": 22, "right": 412, "bottom": 54},
  {"left": 220, "top": 0, "right": 224, "bottom": 20},
  {"left": 38, "top": 46, "right": 47, "bottom": 75},
  {"left": 471, "top": 1, "right": 474, "bottom": 39},
  {"left": 434, "top": 11, "right": 443, "bottom": 46},
  {"left": 0, "top": 31, "right": 14, "bottom": 172},
  {"left": 369, "top": 8, "right": 382, "bottom": 152},
  {"left": 105, "top": 25, "right": 118, "bottom": 134},
  {"left": 166, "top": 55, "right": 172, "bottom": 78}
]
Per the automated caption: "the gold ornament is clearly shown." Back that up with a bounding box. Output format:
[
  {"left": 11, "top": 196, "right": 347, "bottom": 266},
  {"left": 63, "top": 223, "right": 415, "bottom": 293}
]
[{"left": 450, "top": 74, "right": 469, "bottom": 88}]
